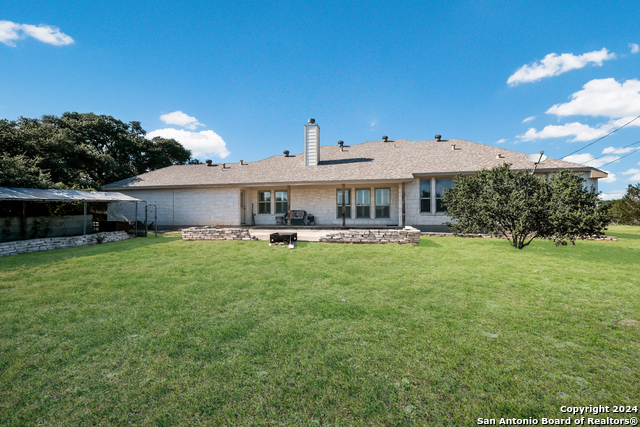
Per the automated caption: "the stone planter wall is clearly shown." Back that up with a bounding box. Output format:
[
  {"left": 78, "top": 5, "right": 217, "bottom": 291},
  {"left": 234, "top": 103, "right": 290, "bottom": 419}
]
[
  {"left": 319, "top": 227, "right": 421, "bottom": 245},
  {"left": 182, "top": 227, "right": 258, "bottom": 241},
  {"left": 421, "top": 232, "right": 617, "bottom": 242},
  {"left": 0, "top": 231, "right": 132, "bottom": 257}
]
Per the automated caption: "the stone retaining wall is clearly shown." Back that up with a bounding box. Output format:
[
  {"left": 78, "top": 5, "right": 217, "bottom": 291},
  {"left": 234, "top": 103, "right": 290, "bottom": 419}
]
[
  {"left": 421, "top": 232, "right": 617, "bottom": 242},
  {"left": 319, "top": 227, "right": 421, "bottom": 245},
  {"left": 0, "top": 231, "right": 132, "bottom": 257},
  {"left": 182, "top": 227, "right": 258, "bottom": 241}
]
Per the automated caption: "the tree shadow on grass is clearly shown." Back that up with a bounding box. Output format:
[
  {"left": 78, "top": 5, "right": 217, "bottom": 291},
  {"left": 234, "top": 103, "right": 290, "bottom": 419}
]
[
  {"left": 0, "top": 234, "right": 184, "bottom": 270},
  {"left": 419, "top": 238, "right": 442, "bottom": 248},
  {"left": 607, "top": 232, "right": 640, "bottom": 241}
]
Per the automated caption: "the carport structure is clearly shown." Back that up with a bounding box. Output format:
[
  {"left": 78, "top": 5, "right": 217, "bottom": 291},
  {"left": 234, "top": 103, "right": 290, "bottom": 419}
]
[{"left": 0, "top": 187, "right": 146, "bottom": 243}]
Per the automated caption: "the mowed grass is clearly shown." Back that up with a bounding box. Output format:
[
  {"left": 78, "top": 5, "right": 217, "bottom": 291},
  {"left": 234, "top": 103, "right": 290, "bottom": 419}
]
[{"left": 0, "top": 227, "right": 639, "bottom": 426}]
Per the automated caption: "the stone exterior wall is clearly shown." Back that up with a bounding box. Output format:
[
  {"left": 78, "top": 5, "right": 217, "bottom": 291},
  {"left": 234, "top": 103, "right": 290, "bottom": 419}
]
[
  {"left": 108, "top": 188, "right": 241, "bottom": 227},
  {"left": 181, "top": 227, "right": 258, "bottom": 241},
  {"left": 319, "top": 226, "right": 421, "bottom": 245},
  {"left": 0, "top": 231, "right": 131, "bottom": 257},
  {"left": 404, "top": 178, "right": 452, "bottom": 231}
]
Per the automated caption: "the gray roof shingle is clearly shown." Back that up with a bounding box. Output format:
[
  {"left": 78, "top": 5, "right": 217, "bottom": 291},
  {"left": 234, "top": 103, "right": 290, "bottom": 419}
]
[{"left": 103, "top": 138, "right": 605, "bottom": 189}]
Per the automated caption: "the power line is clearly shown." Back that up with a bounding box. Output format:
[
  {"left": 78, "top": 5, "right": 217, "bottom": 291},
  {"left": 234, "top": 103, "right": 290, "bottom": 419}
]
[
  {"left": 584, "top": 139, "right": 640, "bottom": 163},
  {"left": 599, "top": 145, "right": 640, "bottom": 168},
  {"left": 562, "top": 114, "right": 640, "bottom": 159}
]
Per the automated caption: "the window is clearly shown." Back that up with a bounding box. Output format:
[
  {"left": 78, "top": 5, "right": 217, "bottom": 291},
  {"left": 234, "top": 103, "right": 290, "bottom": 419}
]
[
  {"left": 275, "top": 191, "right": 288, "bottom": 214},
  {"left": 336, "top": 189, "right": 351, "bottom": 218},
  {"left": 436, "top": 178, "right": 454, "bottom": 212},
  {"left": 375, "top": 188, "right": 390, "bottom": 218},
  {"left": 356, "top": 189, "right": 370, "bottom": 218},
  {"left": 258, "top": 191, "right": 271, "bottom": 214},
  {"left": 420, "top": 179, "right": 431, "bottom": 213}
]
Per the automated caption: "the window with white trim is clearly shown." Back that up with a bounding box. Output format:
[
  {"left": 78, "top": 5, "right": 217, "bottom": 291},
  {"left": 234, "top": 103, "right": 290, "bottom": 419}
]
[
  {"left": 258, "top": 191, "right": 271, "bottom": 214},
  {"left": 375, "top": 188, "right": 390, "bottom": 218},
  {"left": 420, "top": 179, "right": 431, "bottom": 213},
  {"left": 356, "top": 189, "right": 370, "bottom": 218},
  {"left": 275, "top": 191, "right": 288, "bottom": 214},
  {"left": 336, "top": 189, "right": 351, "bottom": 218},
  {"left": 435, "top": 178, "right": 454, "bottom": 213}
]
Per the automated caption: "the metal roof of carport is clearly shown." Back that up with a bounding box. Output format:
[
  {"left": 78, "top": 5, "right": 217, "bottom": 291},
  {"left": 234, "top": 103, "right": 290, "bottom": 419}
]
[{"left": 0, "top": 187, "right": 144, "bottom": 202}]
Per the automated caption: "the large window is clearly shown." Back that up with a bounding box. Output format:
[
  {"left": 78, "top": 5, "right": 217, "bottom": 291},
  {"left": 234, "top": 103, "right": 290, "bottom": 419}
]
[
  {"left": 258, "top": 191, "right": 271, "bottom": 214},
  {"left": 275, "top": 191, "right": 288, "bottom": 214},
  {"left": 336, "top": 189, "right": 351, "bottom": 218},
  {"left": 420, "top": 179, "right": 431, "bottom": 213},
  {"left": 375, "top": 188, "right": 390, "bottom": 218},
  {"left": 435, "top": 178, "right": 454, "bottom": 213},
  {"left": 356, "top": 189, "right": 370, "bottom": 218}
]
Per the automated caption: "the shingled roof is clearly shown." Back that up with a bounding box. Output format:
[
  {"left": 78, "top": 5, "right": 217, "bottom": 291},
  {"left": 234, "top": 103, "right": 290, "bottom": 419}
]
[{"left": 103, "top": 138, "right": 606, "bottom": 190}]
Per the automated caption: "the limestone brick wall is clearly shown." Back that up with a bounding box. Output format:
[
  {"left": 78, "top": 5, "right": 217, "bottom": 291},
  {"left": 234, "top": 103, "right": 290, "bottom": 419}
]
[
  {"left": 251, "top": 185, "right": 400, "bottom": 226},
  {"left": 108, "top": 188, "right": 241, "bottom": 226},
  {"left": 181, "top": 227, "right": 258, "bottom": 241},
  {"left": 404, "top": 178, "right": 451, "bottom": 230},
  {"left": 0, "top": 231, "right": 131, "bottom": 257},
  {"left": 319, "top": 226, "right": 420, "bottom": 245}
]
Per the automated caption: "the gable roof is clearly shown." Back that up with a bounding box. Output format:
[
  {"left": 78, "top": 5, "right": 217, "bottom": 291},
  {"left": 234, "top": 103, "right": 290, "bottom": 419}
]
[{"left": 103, "top": 138, "right": 606, "bottom": 190}]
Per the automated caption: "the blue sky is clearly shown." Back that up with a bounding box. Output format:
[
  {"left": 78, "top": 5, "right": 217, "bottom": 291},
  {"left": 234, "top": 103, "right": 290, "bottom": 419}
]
[{"left": 2, "top": 0, "right": 640, "bottom": 199}]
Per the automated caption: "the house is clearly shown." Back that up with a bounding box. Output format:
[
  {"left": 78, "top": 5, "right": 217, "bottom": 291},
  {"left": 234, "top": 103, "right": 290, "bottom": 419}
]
[{"left": 103, "top": 119, "right": 608, "bottom": 231}]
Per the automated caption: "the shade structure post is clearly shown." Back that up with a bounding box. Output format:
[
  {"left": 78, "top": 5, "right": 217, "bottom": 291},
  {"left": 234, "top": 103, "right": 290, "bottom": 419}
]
[
  {"left": 83, "top": 201, "right": 87, "bottom": 236},
  {"left": 135, "top": 202, "right": 138, "bottom": 238}
]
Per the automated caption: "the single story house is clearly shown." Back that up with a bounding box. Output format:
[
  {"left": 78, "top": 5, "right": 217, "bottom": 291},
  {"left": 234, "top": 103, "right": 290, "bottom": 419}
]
[{"left": 103, "top": 119, "right": 608, "bottom": 231}]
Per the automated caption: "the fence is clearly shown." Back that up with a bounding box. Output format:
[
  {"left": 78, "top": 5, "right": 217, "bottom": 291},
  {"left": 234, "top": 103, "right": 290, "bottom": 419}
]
[{"left": 0, "top": 200, "right": 151, "bottom": 244}]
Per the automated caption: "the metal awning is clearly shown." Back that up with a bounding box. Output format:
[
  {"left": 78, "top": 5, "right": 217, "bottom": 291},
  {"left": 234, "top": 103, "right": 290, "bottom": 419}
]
[{"left": 0, "top": 187, "right": 143, "bottom": 202}]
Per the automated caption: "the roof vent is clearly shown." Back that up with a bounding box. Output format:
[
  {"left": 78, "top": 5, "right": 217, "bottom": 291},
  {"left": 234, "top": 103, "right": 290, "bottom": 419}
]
[
  {"left": 240, "top": 160, "right": 245, "bottom": 165},
  {"left": 382, "top": 135, "right": 388, "bottom": 142},
  {"left": 338, "top": 140, "right": 344, "bottom": 151},
  {"left": 206, "top": 159, "right": 213, "bottom": 166},
  {"left": 284, "top": 150, "right": 290, "bottom": 157},
  {"left": 308, "top": 118, "right": 315, "bottom": 124},
  {"left": 496, "top": 153, "right": 503, "bottom": 159},
  {"left": 222, "top": 163, "right": 226, "bottom": 169},
  {"left": 435, "top": 135, "right": 442, "bottom": 141}
]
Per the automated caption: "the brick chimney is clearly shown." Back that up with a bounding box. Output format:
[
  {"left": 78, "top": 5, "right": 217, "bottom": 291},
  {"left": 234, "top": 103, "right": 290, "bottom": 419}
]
[{"left": 304, "top": 118, "right": 320, "bottom": 166}]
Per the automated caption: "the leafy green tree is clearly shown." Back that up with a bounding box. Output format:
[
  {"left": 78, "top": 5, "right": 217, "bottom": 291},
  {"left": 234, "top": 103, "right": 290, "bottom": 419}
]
[
  {"left": 0, "top": 154, "right": 60, "bottom": 189},
  {"left": 0, "top": 112, "right": 194, "bottom": 189},
  {"left": 443, "top": 164, "right": 609, "bottom": 249},
  {"left": 610, "top": 183, "right": 640, "bottom": 225}
]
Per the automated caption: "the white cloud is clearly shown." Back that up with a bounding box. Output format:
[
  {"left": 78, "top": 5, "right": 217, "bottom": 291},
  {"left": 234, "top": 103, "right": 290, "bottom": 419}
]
[
  {"left": 602, "top": 146, "right": 640, "bottom": 154},
  {"left": 562, "top": 153, "right": 620, "bottom": 168},
  {"left": 507, "top": 48, "right": 615, "bottom": 86},
  {"left": 160, "top": 111, "right": 203, "bottom": 130},
  {"left": 630, "top": 43, "right": 640, "bottom": 54},
  {"left": 600, "top": 171, "right": 617, "bottom": 183},
  {"left": 519, "top": 122, "right": 612, "bottom": 142},
  {"left": 0, "top": 20, "right": 73, "bottom": 46},
  {"left": 496, "top": 139, "right": 507, "bottom": 144},
  {"left": 622, "top": 168, "right": 640, "bottom": 181},
  {"left": 146, "top": 128, "right": 230, "bottom": 159},
  {"left": 546, "top": 78, "right": 640, "bottom": 118},
  {"left": 599, "top": 190, "right": 626, "bottom": 201},
  {"left": 522, "top": 116, "right": 536, "bottom": 123}
]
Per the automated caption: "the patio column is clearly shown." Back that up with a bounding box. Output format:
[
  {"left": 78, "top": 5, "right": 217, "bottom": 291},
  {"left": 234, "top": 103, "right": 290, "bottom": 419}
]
[
  {"left": 287, "top": 185, "right": 291, "bottom": 227},
  {"left": 370, "top": 186, "right": 375, "bottom": 219},
  {"left": 342, "top": 183, "right": 346, "bottom": 228},
  {"left": 398, "top": 184, "right": 403, "bottom": 228}
]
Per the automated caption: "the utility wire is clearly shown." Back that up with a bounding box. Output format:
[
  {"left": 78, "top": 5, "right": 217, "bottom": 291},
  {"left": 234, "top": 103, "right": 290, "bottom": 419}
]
[
  {"left": 599, "top": 145, "right": 640, "bottom": 168},
  {"left": 562, "top": 114, "right": 640, "bottom": 159},
  {"left": 584, "top": 139, "right": 640, "bottom": 163}
]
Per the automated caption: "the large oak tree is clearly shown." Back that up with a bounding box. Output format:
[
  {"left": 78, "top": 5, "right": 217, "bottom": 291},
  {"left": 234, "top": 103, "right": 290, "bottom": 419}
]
[{"left": 0, "top": 112, "right": 193, "bottom": 189}]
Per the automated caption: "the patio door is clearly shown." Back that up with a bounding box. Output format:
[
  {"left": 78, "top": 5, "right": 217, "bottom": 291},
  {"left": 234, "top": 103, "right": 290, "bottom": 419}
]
[{"left": 240, "top": 190, "right": 246, "bottom": 225}]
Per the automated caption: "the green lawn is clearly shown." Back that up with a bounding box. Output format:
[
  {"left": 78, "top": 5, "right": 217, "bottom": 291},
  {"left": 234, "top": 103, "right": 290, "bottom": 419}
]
[{"left": 1, "top": 227, "right": 639, "bottom": 426}]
